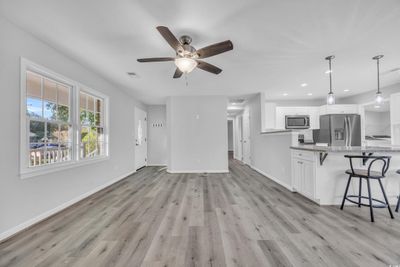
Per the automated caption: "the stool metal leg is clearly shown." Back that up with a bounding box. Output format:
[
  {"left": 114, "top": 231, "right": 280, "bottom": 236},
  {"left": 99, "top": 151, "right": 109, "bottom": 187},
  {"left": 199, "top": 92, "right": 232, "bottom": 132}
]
[
  {"left": 378, "top": 179, "right": 394, "bottom": 219},
  {"left": 378, "top": 179, "right": 394, "bottom": 218},
  {"left": 366, "top": 178, "right": 374, "bottom": 222},
  {"left": 341, "top": 175, "right": 352, "bottom": 210},
  {"left": 358, "top": 178, "right": 362, "bottom": 208},
  {"left": 396, "top": 195, "right": 400, "bottom": 212}
]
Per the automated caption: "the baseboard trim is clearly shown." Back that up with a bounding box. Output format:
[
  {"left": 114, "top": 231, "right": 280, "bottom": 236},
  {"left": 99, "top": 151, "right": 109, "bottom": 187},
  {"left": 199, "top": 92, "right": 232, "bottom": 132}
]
[
  {"left": 249, "top": 165, "right": 293, "bottom": 192},
  {"left": 0, "top": 169, "right": 136, "bottom": 243},
  {"left": 167, "top": 169, "right": 229, "bottom": 174}
]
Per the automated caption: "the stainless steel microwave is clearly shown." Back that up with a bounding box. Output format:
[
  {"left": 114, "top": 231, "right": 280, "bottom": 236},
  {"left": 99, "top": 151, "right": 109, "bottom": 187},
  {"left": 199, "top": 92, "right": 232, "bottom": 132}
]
[{"left": 285, "top": 115, "right": 310, "bottom": 129}]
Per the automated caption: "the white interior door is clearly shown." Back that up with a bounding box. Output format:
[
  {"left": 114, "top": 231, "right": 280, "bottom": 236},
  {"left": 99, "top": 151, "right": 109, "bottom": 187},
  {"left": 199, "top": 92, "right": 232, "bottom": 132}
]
[
  {"left": 236, "top": 116, "right": 243, "bottom": 161},
  {"left": 242, "top": 111, "right": 251, "bottom": 165},
  {"left": 134, "top": 107, "right": 147, "bottom": 170}
]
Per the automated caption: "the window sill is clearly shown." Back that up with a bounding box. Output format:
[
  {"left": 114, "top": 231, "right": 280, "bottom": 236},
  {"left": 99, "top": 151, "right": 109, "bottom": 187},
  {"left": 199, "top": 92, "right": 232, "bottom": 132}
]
[{"left": 20, "top": 156, "right": 110, "bottom": 179}]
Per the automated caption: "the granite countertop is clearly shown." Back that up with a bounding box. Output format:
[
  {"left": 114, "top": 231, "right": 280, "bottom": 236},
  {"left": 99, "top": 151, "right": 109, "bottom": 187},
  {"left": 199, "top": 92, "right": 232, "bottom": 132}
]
[{"left": 290, "top": 145, "right": 400, "bottom": 153}]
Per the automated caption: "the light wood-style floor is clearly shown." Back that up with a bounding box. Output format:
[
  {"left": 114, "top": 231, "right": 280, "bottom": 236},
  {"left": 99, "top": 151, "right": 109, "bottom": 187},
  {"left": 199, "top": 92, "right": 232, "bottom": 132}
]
[{"left": 1, "top": 159, "right": 400, "bottom": 267}]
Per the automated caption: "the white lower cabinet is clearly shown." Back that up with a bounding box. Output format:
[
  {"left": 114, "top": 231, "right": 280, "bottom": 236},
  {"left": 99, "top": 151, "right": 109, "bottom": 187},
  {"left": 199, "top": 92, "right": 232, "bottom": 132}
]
[{"left": 292, "top": 151, "right": 316, "bottom": 202}]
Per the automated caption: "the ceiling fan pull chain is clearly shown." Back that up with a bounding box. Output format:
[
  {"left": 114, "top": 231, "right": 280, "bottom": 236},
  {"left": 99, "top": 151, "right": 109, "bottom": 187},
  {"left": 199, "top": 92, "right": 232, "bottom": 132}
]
[{"left": 185, "top": 73, "right": 188, "bottom": 87}]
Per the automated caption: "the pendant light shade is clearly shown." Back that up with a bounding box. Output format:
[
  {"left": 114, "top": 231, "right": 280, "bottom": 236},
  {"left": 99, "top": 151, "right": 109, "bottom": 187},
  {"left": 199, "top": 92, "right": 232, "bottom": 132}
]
[
  {"left": 325, "top": 55, "right": 335, "bottom": 105},
  {"left": 373, "top": 55, "right": 384, "bottom": 105}
]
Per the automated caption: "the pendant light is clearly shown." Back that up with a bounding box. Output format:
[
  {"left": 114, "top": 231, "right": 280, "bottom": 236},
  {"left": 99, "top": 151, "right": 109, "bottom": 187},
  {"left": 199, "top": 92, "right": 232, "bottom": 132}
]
[
  {"left": 325, "top": 55, "right": 335, "bottom": 105},
  {"left": 372, "top": 55, "right": 384, "bottom": 105}
]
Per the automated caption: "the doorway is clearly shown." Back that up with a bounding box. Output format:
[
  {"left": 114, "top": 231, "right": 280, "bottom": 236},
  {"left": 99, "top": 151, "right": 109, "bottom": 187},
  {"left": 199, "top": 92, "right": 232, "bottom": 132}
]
[
  {"left": 134, "top": 107, "right": 147, "bottom": 170},
  {"left": 227, "top": 120, "right": 234, "bottom": 159},
  {"left": 242, "top": 111, "right": 251, "bottom": 165}
]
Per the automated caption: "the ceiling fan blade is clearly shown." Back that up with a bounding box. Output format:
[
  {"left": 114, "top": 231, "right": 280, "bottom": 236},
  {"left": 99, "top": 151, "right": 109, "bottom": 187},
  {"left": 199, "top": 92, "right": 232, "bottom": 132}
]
[
  {"left": 196, "top": 60, "right": 222, "bottom": 74},
  {"left": 156, "top": 26, "right": 183, "bottom": 52},
  {"left": 173, "top": 68, "right": 183, "bottom": 79},
  {"left": 196, "top": 40, "right": 233, "bottom": 59},
  {"left": 137, "top": 57, "right": 175, "bottom": 63}
]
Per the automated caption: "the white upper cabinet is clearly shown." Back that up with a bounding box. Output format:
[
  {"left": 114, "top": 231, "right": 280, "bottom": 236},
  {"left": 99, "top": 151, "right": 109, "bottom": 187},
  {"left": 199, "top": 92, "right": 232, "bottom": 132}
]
[
  {"left": 390, "top": 92, "right": 400, "bottom": 145},
  {"left": 390, "top": 93, "right": 400, "bottom": 124},
  {"left": 319, "top": 104, "right": 360, "bottom": 115}
]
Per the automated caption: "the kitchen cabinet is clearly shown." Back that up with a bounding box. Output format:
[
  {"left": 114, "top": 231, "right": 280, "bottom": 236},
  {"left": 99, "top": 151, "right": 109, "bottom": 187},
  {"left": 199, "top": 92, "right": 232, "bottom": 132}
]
[
  {"left": 390, "top": 92, "right": 400, "bottom": 145},
  {"left": 292, "top": 151, "right": 316, "bottom": 201},
  {"left": 320, "top": 104, "right": 360, "bottom": 115}
]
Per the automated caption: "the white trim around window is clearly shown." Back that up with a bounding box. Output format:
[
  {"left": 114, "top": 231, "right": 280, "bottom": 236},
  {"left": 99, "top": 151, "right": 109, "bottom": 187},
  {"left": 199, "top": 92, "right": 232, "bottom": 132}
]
[{"left": 20, "top": 58, "right": 110, "bottom": 179}]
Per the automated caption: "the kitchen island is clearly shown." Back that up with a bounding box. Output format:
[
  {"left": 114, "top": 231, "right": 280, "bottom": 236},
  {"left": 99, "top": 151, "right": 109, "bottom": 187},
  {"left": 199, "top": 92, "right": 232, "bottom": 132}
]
[{"left": 290, "top": 145, "right": 400, "bottom": 205}]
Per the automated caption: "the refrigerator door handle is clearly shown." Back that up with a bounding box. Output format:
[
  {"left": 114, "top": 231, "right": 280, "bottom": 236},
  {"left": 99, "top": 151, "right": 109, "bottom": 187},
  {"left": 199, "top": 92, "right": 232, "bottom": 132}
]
[
  {"left": 344, "top": 116, "right": 350, "bottom": 147},
  {"left": 348, "top": 116, "right": 353, "bottom": 146}
]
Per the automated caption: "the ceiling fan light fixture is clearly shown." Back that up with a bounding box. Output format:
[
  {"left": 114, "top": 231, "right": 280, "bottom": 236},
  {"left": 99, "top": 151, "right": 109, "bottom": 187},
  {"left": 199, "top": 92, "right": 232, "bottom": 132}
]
[{"left": 174, "top": 57, "right": 198, "bottom": 73}]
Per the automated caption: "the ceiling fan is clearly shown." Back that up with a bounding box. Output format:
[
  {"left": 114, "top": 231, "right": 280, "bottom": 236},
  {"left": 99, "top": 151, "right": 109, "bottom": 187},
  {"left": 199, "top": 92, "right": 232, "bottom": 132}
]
[{"left": 137, "top": 26, "right": 233, "bottom": 78}]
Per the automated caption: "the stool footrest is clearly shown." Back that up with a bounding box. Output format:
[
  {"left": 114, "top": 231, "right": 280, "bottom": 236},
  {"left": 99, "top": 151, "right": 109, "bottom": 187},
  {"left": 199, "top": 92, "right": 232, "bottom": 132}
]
[{"left": 345, "top": 195, "right": 388, "bottom": 208}]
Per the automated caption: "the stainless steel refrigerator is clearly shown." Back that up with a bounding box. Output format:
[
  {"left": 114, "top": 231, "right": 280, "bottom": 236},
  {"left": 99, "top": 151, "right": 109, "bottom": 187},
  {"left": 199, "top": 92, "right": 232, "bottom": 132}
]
[{"left": 319, "top": 114, "right": 361, "bottom": 146}]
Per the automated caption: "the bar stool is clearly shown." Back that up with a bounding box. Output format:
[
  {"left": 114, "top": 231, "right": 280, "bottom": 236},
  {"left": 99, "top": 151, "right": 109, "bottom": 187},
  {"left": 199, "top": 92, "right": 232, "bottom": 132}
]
[
  {"left": 340, "top": 155, "right": 394, "bottom": 222},
  {"left": 396, "top": 169, "right": 400, "bottom": 212}
]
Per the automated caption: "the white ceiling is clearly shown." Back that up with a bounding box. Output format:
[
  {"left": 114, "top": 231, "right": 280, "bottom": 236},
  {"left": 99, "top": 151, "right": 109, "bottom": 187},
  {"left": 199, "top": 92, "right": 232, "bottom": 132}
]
[{"left": 1, "top": 0, "right": 400, "bottom": 104}]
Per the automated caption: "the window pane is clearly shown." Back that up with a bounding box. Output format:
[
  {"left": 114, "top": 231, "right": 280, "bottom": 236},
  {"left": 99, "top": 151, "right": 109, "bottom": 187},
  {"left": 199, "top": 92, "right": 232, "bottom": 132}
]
[
  {"left": 97, "top": 127, "right": 104, "bottom": 142},
  {"left": 59, "top": 124, "right": 70, "bottom": 143},
  {"left": 58, "top": 85, "right": 69, "bottom": 106},
  {"left": 43, "top": 79, "right": 57, "bottom": 102},
  {"left": 43, "top": 101, "right": 57, "bottom": 120},
  {"left": 29, "top": 121, "right": 45, "bottom": 143},
  {"left": 59, "top": 143, "right": 72, "bottom": 162},
  {"left": 96, "top": 99, "right": 102, "bottom": 113},
  {"left": 87, "top": 111, "right": 95, "bottom": 126},
  {"left": 46, "top": 144, "right": 60, "bottom": 164},
  {"left": 27, "top": 72, "right": 41, "bottom": 98},
  {"left": 80, "top": 92, "right": 87, "bottom": 109},
  {"left": 29, "top": 143, "right": 46, "bottom": 167},
  {"left": 46, "top": 122, "right": 59, "bottom": 143},
  {"left": 57, "top": 105, "right": 69, "bottom": 122},
  {"left": 87, "top": 95, "right": 95, "bottom": 112},
  {"left": 27, "top": 98, "right": 42, "bottom": 118},
  {"left": 97, "top": 142, "right": 105, "bottom": 156}
]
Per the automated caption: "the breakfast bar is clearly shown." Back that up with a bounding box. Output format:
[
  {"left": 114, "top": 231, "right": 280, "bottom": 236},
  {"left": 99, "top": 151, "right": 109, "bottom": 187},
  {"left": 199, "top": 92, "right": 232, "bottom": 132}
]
[{"left": 290, "top": 145, "right": 400, "bottom": 205}]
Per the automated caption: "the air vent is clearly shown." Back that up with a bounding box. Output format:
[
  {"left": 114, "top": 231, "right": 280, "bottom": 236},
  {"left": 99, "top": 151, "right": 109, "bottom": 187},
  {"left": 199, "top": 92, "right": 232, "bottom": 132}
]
[{"left": 127, "top": 72, "right": 140, "bottom": 78}]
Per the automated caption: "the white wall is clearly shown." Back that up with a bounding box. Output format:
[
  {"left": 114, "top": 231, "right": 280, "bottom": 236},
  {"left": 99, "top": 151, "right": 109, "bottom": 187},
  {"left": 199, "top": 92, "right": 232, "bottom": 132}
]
[
  {"left": 147, "top": 105, "right": 167, "bottom": 165},
  {"left": 244, "top": 94, "right": 295, "bottom": 190},
  {"left": 227, "top": 120, "right": 234, "bottom": 151},
  {"left": 167, "top": 96, "right": 228, "bottom": 173},
  {"left": 0, "top": 17, "right": 146, "bottom": 240}
]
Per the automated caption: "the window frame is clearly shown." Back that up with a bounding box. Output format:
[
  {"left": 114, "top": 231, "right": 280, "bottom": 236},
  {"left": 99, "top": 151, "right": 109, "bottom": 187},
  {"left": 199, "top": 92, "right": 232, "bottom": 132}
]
[{"left": 20, "top": 58, "right": 109, "bottom": 179}]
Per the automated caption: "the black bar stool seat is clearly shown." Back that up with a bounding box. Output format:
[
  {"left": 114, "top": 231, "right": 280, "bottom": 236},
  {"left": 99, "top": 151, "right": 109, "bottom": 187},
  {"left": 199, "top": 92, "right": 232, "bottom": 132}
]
[
  {"left": 345, "top": 169, "right": 384, "bottom": 179},
  {"left": 396, "top": 169, "right": 400, "bottom": 213},
  {"left": 341, "top": 155, "right": 394, "bottom": 222}
]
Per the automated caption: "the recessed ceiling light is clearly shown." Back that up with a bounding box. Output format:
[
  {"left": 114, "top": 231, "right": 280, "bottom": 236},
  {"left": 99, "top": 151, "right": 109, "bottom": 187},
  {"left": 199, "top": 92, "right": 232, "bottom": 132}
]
[
  {"left": 325, "top": 70, "right": 332, "bottom": 74},
  {"left": 301, "top": 83, "right": 308, "bottom": 87},
  {"left": 307, "top": 93, "right": 313, "bottom": 96},
  {"left": 344, "top": 89, "right": 350, "bottom": 92},
  {"left": 283, "top": 93, "right": 288, "bottom": 96}
]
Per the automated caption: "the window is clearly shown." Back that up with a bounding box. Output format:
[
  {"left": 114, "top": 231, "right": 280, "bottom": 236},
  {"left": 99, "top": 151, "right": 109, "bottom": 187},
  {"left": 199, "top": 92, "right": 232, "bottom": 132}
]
[
  {"left": 79, "top": 91, "right": 106, "bottom": 159},
  {"left": 21, "top": 59, "right": 109, "bottom": 178},
  {"left": 26, "top": 72, "right": 73, "bottom": 167}
]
